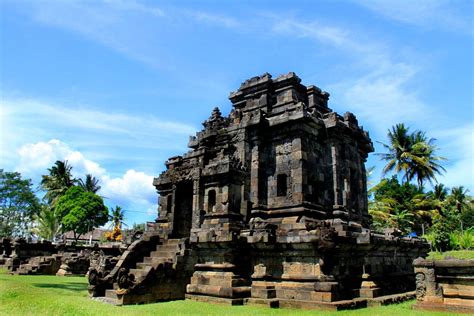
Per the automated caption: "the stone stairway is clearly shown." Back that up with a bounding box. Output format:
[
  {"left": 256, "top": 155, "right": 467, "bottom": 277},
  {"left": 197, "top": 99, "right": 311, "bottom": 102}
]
[{"left": 102, "top": 238, "right": 192, "bottom": 305}]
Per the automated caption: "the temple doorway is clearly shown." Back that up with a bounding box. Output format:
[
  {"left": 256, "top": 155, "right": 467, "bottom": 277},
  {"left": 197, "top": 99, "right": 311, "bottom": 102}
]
[{"left": 171, "top": 181, "right": 193, "bottom": 238}]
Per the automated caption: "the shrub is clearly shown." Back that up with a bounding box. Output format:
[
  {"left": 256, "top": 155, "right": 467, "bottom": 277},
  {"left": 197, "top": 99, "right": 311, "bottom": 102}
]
[{"left": 448, "top": 229, "right": 474, "bottom": 250}]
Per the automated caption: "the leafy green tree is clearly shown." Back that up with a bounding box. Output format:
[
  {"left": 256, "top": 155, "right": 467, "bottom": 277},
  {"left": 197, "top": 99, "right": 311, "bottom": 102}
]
[
  {"left": 429, "top": 211, "right": 453, "bottom": 252},
  {"left": 78, "top": 174, "right": 101, "bottom": 193},
  {"left": 424, "top": 186, "right": 473, "bottom": 251},
  {"left": 0, "top": 170, "right": 41, "bottom": 237},
  {"left": 41, "top": 160, "right": 76, "bottom": 207},
  {"left": 369, "top": 177, "right": 437, "bottom": 234},
  {"left": 132, "top": 223, "right": 145, "bottom": 231},
  {"left": 32, "top": 204, "right": 61, "bottom": 241},
  {"left": 445, "top": 186, "right": 473, "bottom": 232},
  {"left": 55, "top": 186, "right": 108, "bottom": 241},
  {"left": 461, "top": 206, "right": 474, "bottom": 231}
]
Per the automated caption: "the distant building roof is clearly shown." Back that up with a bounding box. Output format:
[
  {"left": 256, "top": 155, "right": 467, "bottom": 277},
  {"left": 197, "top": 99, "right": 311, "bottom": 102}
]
[{"left": 63, "top": 228, "right": 109, "bottom": 241}]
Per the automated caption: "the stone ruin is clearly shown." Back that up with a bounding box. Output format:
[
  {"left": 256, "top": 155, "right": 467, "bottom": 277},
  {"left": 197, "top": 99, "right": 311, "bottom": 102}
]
[
  {"left": 0, "top": 237, "right": 121, "bottom": 277},
  {"left": 87, "top": 72, "right": 429, "bottom": 309},
  {"left": 413, "top": 258, "right": 474, "bottom": 313}
]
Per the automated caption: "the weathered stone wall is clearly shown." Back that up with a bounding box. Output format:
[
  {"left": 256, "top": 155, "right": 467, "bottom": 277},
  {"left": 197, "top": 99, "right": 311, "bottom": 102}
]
[
  {"left": 413, "top": 258, "right": 474, "bottom": 313},
  {"left": 2, "top": 238, "right": 122, "bottom": 275}
]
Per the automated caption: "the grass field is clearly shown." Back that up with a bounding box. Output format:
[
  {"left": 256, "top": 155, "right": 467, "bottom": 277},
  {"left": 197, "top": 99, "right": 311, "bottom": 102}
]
[
  {"left": 427, "top": 250, "right": 474, "bottom": 260},
  {"left": 0, "top": 270, "right": 463, "bottom": 316}
]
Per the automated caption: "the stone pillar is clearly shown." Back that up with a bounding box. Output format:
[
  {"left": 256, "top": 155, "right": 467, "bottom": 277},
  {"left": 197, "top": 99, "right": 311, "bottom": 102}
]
[
  {"left": 250, "top": 141, "right": 260, "bottom": 208},
  {"left": 291, "top": 137, "right": 304, "bottom": 203},
  {"left": 221, "top": 185, "right": 229, "bottom": 213},
  {"left": 414, "top": 260, "right": 442, "bottom": 304},
  {"left": 331, "top": 144, "right": 340, "bottom": 206},
  {"left": 191, "top": 179, "right": 202, "bottom": 229},
  {"left": 343, "top": 176, "right": 350, "bottom": 208},
  {"left": 169, "top": 185, "right": 176, "bottom": 236},
  {"left": 359, "top": 161, "right": 367, "bottom": 213}
]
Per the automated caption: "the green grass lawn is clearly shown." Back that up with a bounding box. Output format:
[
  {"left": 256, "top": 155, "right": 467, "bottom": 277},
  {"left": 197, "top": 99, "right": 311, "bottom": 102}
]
[
  {"left": 427, "top": 250, "right": 474, "bottom": 260},
  {"left": 0, "top": 271, "right": 463, "bottom": 316}
]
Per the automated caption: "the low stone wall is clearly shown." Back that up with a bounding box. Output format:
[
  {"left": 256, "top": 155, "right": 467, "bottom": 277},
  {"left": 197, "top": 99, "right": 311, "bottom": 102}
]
[
  {"left": 413, "top": 258, "right": 474, "bottom": 313},
  {"left": 0, "top": 238, "right": 13, "bottom": 266},
  {"left": 0, "top": 238, "right": 123, "bottom": 276},
  {"left": 2, "top": 239, "right": 57, "bottom": 272}
]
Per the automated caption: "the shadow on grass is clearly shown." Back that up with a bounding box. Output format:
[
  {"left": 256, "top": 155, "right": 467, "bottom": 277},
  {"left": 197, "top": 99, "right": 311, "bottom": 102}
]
[{"left": 33, "top": 282, "right": 88, "bottom": 292}]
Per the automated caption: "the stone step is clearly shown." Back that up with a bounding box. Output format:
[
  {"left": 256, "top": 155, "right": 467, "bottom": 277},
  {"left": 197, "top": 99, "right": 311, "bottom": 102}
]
[
  {"left": 141, "top": 257, "right": 173, "bottom": 265},
  {"left": 136, "top": 259, "right": 173, "bottom": 270},
  {"left": 156, "top": 244, "right": 181, "bottom": 251},
  {"left": 129, "top": 267, "right": 153, "bottom": 280},
  {"left": 163, "top": 239, "right": 182, "bottom": 245},
  {"left": 149, "top": 250, "right": 178, "bottom": 258},
  {"left": 105, "top": 289, "right": 119, "bottom": 300},
  {"left": 92, "top": 296, "right": 122, "bottom": 306},
  {"left": 135, "top": 262, "right": 152, "bottom": 270}
]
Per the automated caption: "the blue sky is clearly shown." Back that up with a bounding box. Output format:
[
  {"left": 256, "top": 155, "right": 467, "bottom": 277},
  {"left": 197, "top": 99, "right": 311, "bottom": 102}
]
[{"left": 1, "top": 0, "right": 472, "bottom": 226}]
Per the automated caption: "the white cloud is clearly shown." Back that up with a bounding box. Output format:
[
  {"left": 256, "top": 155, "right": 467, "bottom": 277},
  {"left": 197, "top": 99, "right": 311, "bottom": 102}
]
[
  {"left": 353, "top": 0, "right": 473, "bottom": 35},
  {"left": 23, "top": 0, "right": 168, "bottom": 69},
  {"left": 2, "top": 97, "right": 195, "bottom": 135},
  {"left": 330, "top": 62, "right": 427, "bottom": 133},
  {"left": 187, "top": 10, "right": 241, "bottom": 29},
  {"left": 271, "top": 18, "right": 355, "bottom": 49},
  {"left": 15, "top": 139, "right": 158, "bottom": 224},
  {"left": 16, "top": 139, "right": 105, "bottom": 179},
  {"left": 101, "top": 169, "right": 156, "bottom": 205},
  {"left": 0, "top": 96, "right": 195, "bottom": 170},
  {"left": 101, "top": 169, "right": 158, "bottom": 224},
  {"left": 18, "top": 2, "right": 239, "bottom": 70},
  {"left": 102, "top": 0, "right": 165, "bottom": 18}
]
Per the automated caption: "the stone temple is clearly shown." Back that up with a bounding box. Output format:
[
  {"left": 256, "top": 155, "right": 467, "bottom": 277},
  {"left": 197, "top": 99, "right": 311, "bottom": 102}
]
[{"left": 88, "top": 72, "right": 428, "bottom": 309}]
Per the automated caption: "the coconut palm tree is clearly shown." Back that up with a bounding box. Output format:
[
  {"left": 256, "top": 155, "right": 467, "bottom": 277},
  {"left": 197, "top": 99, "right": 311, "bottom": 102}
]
[
  {"left": 32, "top": 204, "right": 61, "bottom": 241},
  {"left": 430, "top": 184, "right": 449, "bottom": 202},
  {"left": 377, "top": 124, "right": 446, "bottom": 190},
  {"left": 109, "top": 206, "right": 126, "bottom": 229},
  {"left": 78, "top": 174, "right": 101, "bottom": 193},
  {"left": 390, "top": 209, "right": 415, "bottom": 234},
  {"left": 405, "top": 131, "right": 446, "bottom": 189},
  {"left": 369, "top": 197, "right": 396, "bottom": 230},
  {"left": 377, "top": 123, "right": 412, "bottom": 182},
  {"left": 449, "top": 186, "right": 470, "bottom": 213},
  {"left": 40, "top": 160, "right": 76, "bottom": 207}
]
